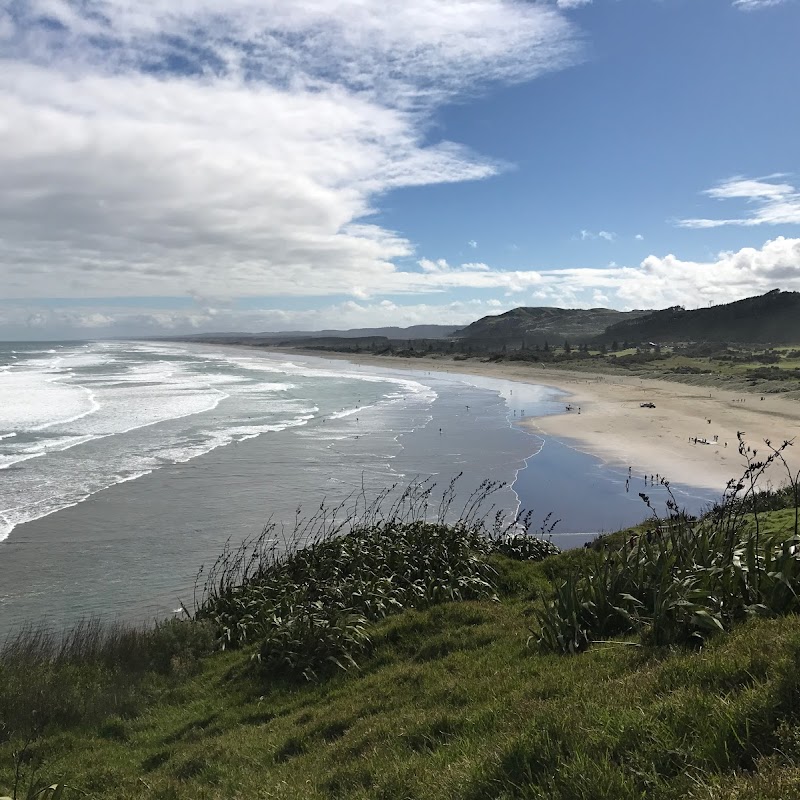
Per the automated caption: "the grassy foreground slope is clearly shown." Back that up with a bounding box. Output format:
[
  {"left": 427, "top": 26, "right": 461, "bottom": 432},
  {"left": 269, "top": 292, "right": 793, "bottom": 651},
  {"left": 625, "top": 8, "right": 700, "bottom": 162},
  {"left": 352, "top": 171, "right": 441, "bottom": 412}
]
[{"left": 4, "top": 488, "right": 800, "bottom": 799}]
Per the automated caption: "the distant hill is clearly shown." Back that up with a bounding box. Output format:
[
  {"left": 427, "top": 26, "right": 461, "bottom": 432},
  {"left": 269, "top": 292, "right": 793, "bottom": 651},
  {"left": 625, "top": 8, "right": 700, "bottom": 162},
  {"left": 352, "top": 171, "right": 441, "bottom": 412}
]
[
  {"left": 597, "top": 290, "right": 800, "bottom": 345},
  {"left": 176, "top": 324, "right": 458, "bottom": 341},
  {"left": 306, "top": 325, "right": 458, "bottom": 339},
  {"left": 453, "top": 307, "right": 649, "bottom": 347}
]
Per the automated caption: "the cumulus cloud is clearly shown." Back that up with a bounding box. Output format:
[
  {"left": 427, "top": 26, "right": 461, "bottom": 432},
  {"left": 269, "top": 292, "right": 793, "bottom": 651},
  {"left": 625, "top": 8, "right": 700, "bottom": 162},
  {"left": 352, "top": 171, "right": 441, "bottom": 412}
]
[
  {"left": 468, "top": 240, "right": 478, "bottom": 249},
  {"left": 0, "top": 1, "right": 580, "bottom": 301},
  {"left": 635, "top": 234, "right": 644, "bottom": 241},
  {"left": 536, "top": 237, "right": 800, "bottom": 309},
  {"left": 678, "top": 176, "right": 800, "bottom": 229}
]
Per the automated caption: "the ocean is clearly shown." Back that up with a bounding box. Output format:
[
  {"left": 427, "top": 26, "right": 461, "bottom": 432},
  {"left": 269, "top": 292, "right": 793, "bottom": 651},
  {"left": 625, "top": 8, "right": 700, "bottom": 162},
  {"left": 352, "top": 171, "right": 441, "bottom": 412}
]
[{"left": 0, "top": 340, "right": 717, "bottom": 633}]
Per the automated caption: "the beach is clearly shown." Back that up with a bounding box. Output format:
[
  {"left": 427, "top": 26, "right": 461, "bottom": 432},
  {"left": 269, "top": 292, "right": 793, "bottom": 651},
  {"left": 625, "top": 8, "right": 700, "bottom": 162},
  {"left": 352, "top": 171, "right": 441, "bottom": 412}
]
[{"left": 297, "top": 351, "right": 800, "bottom": 494}]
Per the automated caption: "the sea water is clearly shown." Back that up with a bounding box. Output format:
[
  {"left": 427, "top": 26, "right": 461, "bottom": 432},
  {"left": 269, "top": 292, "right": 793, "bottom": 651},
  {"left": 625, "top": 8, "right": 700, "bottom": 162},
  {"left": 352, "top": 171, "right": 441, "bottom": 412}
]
[{"left": 0, "top": 341, "right": 717, "bottom": 632}]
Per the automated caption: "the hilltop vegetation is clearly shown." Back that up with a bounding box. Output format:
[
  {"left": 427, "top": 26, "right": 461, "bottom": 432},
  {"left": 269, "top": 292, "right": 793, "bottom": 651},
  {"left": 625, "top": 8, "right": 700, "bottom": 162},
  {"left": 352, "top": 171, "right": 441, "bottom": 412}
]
[
  {"left": 598, "top": 290, "right": 800, "bottom": 346},
  {"left": 450, "top": 306, "right": 648, "bottom": 348},
  {"left": 4, "top": 456, "right": 800, "bottom": 800},
  {"left": 449, "top": 290, "right": 800, "bottom": 350}
]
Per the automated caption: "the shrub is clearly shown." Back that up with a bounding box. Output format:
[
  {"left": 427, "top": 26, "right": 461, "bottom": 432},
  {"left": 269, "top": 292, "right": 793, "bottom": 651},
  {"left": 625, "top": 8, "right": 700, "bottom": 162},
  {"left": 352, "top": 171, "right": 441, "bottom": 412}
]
[
  {"left": 194, "top": 478, "right": 556, "bottom": 680},
  {"left": 490, "top": 531, "right": 560, "bottom": 562}
]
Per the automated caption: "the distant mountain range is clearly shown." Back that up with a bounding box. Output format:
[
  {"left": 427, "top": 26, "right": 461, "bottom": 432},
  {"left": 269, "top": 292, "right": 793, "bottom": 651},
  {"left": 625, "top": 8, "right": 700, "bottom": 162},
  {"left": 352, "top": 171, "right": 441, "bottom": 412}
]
[{"left": 176, "top": 324, "right": 458, "bottom": 342}]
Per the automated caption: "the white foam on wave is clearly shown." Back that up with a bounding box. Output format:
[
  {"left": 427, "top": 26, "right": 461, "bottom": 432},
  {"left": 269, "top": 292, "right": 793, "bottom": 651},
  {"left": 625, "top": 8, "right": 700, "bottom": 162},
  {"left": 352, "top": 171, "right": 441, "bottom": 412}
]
[
  {"left": 0, "top": 434, "right": 97, "bottom": 471},
  {"left": 0, "top": 370, "right": 98, "bottom": 431},
  {"left": 0, "top": 341, "right": 439, "bottom": 543},
  {"left": 329, "top": 407, "right": 363, "bottom": 420},
  {"left": 32, "top": 386, "right": 101, "bottom": 432},
  {"left": 228, "top": 382, "right": 296, "bottom": 394},
  {"left": 0, "top": 409, "right": 319, "bottom": 540},
  {"left": 0, "top": 346, "right": 243, "bottom": 474},
  {"left": 219, "top": 353, "right": 436, "bottom": 400}
]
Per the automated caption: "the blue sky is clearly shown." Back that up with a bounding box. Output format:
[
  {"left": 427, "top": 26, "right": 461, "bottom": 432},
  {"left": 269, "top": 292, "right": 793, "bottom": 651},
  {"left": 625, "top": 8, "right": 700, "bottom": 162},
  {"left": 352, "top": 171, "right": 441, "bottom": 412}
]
[{"left": 1, "top": 0, "right": 799, "bottom": 338}]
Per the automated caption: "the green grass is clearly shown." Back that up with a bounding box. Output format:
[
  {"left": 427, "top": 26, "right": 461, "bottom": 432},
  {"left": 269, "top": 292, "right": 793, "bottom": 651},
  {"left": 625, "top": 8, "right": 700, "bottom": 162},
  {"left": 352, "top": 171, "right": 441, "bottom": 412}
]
[
  {"left": 523, "top": 343, "right": 800, "bottom": 398},
  {"left": 4, "top": 472, "right": 800, "bottom": 799},
  {"left": 5, "top": 564, "right": 800, "bottom": 799}
]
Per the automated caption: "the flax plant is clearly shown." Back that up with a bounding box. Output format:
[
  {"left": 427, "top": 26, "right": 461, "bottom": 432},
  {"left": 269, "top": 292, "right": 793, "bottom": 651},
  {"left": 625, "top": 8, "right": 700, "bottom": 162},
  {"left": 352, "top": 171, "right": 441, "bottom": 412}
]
[
  {"left": 194, "top": 477, "right": 558, "bottom": 680},
  {"left": 536, "top": 438, "right": 800, "bottom": 654}
]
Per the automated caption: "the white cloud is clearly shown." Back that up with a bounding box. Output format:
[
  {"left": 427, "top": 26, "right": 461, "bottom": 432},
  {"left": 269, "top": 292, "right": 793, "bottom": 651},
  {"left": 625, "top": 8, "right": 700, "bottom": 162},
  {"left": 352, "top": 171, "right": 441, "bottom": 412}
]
[
  {"left": 0, "top": 1, "right": 581, "bottom": 302},
  {"left": 733, "top": 0, "right": 789, "bottom": 9},
  {"left": 411, "top": 258, "right": 539, "bottom": 292},
  {"left": 635, "top": 234, "right": 644, "bottom": 241},
  {"left": 468, "top": 240, "right": 478, "bottom": 249},
  {"left": 0, "top": 297, "right": 518, "bottom": 338},
  {"left": 537, "top": 236, "right": 800, "bottom": 309},
  {"left": 5, "top": 236, "right": 798, "bottom": 336},
  {"left": 580, "top": 229, "right": 616, "bottom": 241},
  {"left": 557, "top": 0, "right": 790, "bottom": 9},
  {"left": 678, "top": 176, "right": 800, "bottom": 229},
  {"left": 0, "top": 11, "right": 14, "bottom": 40}
]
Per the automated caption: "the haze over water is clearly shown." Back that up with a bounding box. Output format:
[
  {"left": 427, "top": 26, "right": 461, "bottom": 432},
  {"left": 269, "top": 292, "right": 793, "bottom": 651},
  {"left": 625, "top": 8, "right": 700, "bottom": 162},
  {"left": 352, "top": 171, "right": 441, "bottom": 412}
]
[{"left": 0, "top": 341, "right": 716, "bottom": 633}]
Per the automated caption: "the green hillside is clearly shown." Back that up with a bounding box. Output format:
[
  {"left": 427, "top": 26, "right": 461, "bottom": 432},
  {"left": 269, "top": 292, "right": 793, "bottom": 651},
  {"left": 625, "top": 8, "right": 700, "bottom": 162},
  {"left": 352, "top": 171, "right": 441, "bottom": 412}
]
[
  {"left": 598, "top": 290, "right": 800, "bottom": 345},
  {"left": 452, "top": 306, "right": 649, "bottom": 347}
]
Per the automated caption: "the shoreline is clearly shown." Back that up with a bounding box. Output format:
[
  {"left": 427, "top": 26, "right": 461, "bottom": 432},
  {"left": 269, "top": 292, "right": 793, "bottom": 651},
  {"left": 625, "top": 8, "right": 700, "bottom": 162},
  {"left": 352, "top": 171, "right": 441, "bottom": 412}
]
[{"left": 267, "top": 348, "right": 800, "bottom": 494}]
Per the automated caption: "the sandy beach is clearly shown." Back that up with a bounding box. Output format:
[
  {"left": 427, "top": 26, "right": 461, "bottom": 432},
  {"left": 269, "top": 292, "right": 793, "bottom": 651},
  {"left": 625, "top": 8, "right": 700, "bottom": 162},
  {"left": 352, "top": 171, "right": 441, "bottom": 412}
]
[{"left": 301, "top": 351, "right": 800, "bottom": 494}]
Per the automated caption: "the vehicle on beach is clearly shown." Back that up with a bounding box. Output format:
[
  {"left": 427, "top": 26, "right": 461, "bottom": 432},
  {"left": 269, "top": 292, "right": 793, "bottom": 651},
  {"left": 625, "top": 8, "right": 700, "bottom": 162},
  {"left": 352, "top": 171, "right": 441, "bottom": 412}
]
[{"left": 640, "top": 402, "right": 656, "bottom": 408}]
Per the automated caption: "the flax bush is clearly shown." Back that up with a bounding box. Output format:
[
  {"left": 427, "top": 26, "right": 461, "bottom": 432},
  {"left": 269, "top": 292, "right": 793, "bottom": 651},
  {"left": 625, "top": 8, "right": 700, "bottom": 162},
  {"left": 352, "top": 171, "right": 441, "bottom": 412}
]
[
  {"left": 537, "top": 436, "right": 800, "bottom": 654},
  {"left": 195, "top": 477, "right": 558, "bottom": 680}
]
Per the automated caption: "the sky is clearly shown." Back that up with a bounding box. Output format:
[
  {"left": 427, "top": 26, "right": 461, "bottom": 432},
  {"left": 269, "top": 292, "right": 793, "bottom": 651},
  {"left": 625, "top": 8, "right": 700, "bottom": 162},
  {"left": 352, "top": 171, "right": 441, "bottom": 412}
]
[{"left": 1, "top": 0, "right": 799, "bottom": 339}]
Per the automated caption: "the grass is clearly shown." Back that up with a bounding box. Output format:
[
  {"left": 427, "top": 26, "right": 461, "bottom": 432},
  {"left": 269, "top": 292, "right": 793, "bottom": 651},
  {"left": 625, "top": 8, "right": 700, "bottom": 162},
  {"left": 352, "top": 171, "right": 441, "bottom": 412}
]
[
  {"left": 3, "top": 465, "right": 800, "bottom": 799},
  {"left": 571, "top": 345, "right": 800, "bottom": 398}
]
